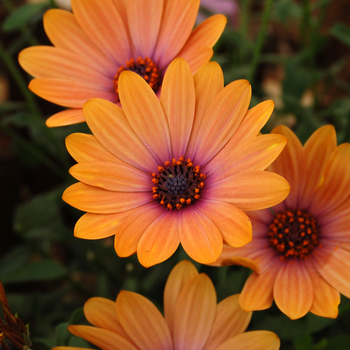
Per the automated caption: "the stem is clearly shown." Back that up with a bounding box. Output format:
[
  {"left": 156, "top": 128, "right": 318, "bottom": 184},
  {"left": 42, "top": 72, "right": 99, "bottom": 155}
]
[
  {"left": 240, "top": 0, "right": 250, "bottom": 37},
  {"left": 247, "top": 0, "right": 273, "bottom": 83}
]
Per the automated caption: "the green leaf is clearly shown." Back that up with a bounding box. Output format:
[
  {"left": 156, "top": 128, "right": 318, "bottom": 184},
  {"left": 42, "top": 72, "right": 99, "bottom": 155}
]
[
  {"left": 0, "top": 246, "right": 31, "bottom": 278},
  {"left": 330, "top": 23, "right": 350, "bottom": 47},
  {"left": 2, "top": 3, "right": 48, "bottom": 32},
  {"left": 55, "top": 322, "right": 70, "bottom": 346}
]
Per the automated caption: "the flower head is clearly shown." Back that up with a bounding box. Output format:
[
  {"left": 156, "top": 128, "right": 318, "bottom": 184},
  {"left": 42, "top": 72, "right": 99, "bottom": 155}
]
[
  {"left": 53, "top": 261, "right": 280, "bottom": 350},
  {"left": 62, "top": 58, "right": 289, "bottom": 267},
  {"left": 214, "top": 125, "right": 350, "bottom": 319},
  {"left": 0, "top": 282, "right": 31, "bottom": 350},
  {"left": 18, "top": 0, "right": 227, "bottom": 127}
]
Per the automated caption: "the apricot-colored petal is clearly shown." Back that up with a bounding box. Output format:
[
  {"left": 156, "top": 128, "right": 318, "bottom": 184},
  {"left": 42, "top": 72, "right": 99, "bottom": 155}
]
[
  {"left": 313, "top": 245, "right": 350, "bottom": 298},
  {"left": 74, "top": 212, "right": 130, "bottom": 240},
  {"left": 177, "top": 45, "right": 213, "bottom": 74},
  {"left": 311, "top": 143, "right": 350, "bottom": 215},
  {"left": 71, "top": 0, "right": 131, "bottom": 65},
  {"left": 173, "top": 274, "right": 216, "bottom": 350},
  {"left": 137, "top": 210, "right": 179, "bottom": 267},
  {"left": 239, "top": 262, "right": 282, "bottom": 311},
  {"left": 203, "top": 294, "right": 252, "bottom": 350},
  {"left": 191, "top": 80, "right": 251, "bottom": 166},
  {"left": 66, "top": 133, "right": 119, "bottom": 164},
  {"left": 164, "top": 261, "right": 199, "bottom": 338},
  {"left": 186, "top": 61, "right": 224, "bottom": 158},
  {"left": 116, "top": 291, "right": 173, "bottom": 350},
  {"left": 125, "top": 0, "right": 163, "bottom": 58},
  {"left": 19, "top": 47, "right": 111, "bottom": 86},
  {"left": 114, "top": 202, "right": 166, "bottom": 257},
  {"left": 119, "top": 71, "right": 172, "bottom": 164},
  {"left": 160, "top": 58, "right": 195, "bottom": 159},
  {"left": 53, "top": 348, "right": 94, "bottom": 350},
  {"left": 43, "top": 9, "right": 115, "bottom": 75},
  {"left": 177, "top": 14, "right": 226, "bottom": 59},
  {"left": 274, "top": 261, "right": 313, "bottom": 319},
  {"left": 83, "top": 98, "right": 158, "bottom": 172},
  {"left": 215, "top": 331, "right": 280, "bottom": 350},
  {"left": 154, "top": 0, "right": 200, "bottom": 69},
  {"left": 46, "top": 109, "right": 85, "bottom": 127},
  {"left": 29, "top": 78, "right": 116, "bottom": 108},
  {"left": 195, "top": 200, "right": 252, "bottom": 248},
  {"left": 69, "top": 161, "right": 149, "bottom": 192},
  {"left": 179, "top": 206, "right": 223, "bottom": 264},
  {"left": 303, "top": 259, "right": 340, "bottom": 318},
  {"left": 204, "top": 170, "right": 290, "bottom": 211},
  {"left": 62, "top": 182, "right": 151, "bottom": 214},
  {"left": 270, "top": 125, "right": 305, "bottom": 208},
  {"left": 68, "top": 325, "right": 137, "bottom": 350}
]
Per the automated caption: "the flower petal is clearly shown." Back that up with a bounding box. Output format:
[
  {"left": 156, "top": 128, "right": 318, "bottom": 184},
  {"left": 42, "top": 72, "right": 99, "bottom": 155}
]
[
  {"left": 160, "top": 58, "right": 195, "bottom": 159},
  {"left": 116, "top": 291, "right": 173, "bottom": 350},
  {"left": 62, "top": 182, "right": 151, "bottom": 214},
  {"left": 119, "top": 71, "right": 172, "bottom": 164},
  {"left": 274, "top": 261, "right": 313, "bottom": 319},
  {"left": 46, "top": 109, "right": 85, "bottom": 127},
  {"left": 137, "top": 210, "right": 180, "bottom": 267},
  {"left": 179, "top": 206, "right": 223, "bottom": 264},
  {"left": 177, "top": 45, "right": 213, "bottom": 74},
  {"left": 195, "top": 200, "right": 252, "bottom": 248},
  {"left": 164, "top": 261, "right": 199, "bottom": 338},
  {"left": 203, "top": 294, "right": 252, "bottom": 350},
  {"left": 173, "top": 274, "right": 216, "bottom": 350}
]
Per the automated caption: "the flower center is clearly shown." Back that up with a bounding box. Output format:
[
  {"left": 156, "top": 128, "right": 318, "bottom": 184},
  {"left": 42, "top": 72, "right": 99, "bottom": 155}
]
[
  {"left": 268, "top": 208, "right": 321, "bottom": 260},
  {"left": 113, "top": 56, "right": 162, "bottom": 102},
  {"left": 150, "top": 157, "right": 205, "bottom": 210}
]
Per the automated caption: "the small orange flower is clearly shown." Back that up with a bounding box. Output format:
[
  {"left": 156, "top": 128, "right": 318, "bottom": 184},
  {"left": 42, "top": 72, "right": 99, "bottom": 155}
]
[
  {"left": 0, "top": 282, "right": 31, "bottom": 350},
  {"left": 53, "top": 261, "right": 280, "bottom": 350},
  {"left": 214, "top": 125, "right": 350, "bottom": 319},
  {"left": 18, "top": 0, "right": 226, "bottom": 127},
  {"left": 62, "top": 58, "right": 290, "bottom": 267}
]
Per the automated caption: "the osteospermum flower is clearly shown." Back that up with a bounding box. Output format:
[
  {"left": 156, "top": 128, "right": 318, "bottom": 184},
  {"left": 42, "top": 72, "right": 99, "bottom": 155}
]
[
  {"left": 62, "top": 58, "right": 289, "bottom": 267},
  {"left": 214, "top": 125, "right": 350, "bottom": 320},
  {"left": 53, "top": 261, "right": 280, "bottom": 350},
  {"left": 18, "top": 0, "right": 226, "bottom": 127}
]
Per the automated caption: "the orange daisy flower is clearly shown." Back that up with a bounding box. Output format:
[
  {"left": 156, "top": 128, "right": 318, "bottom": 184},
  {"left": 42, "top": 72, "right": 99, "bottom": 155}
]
[
  {"left": 53, "top": 261, "right": 280, "bottom": 350},
  {"left": 18, "top": 0, "right": 226, "bottom": 127},
  {"left": 62, "top": 58, "right": 289, "bottom": 267},
  {"left": 214, "top": 125, "right": 350, "bottom": 320}
]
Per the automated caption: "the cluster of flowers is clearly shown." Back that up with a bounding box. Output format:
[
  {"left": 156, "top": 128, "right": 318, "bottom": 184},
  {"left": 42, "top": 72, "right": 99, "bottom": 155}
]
[{"left": 6, "top": 0, "right": 349, "bottom": 349}]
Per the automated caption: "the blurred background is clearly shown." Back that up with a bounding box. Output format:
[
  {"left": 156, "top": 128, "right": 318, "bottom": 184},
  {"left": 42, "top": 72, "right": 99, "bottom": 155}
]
[{"left": 1, "top": 0, "right": 350, "bottom": 349}]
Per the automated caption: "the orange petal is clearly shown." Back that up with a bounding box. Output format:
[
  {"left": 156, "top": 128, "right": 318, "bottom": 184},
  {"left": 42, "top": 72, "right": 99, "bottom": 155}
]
[
  {"left": 68, "top": 325, "right": 137, "bottom": 350},
  {"left": 215, "top": 331, "right": 280, "bottom": 350},
  {"left": 137, "top": 210, "right": 180, "bottom": 267},
  {"left": 29, "top": 78, "right": 116, "bottom": 108},
  {"left": 304, "top": 259, "right": 340, "bottom": 318},
  {"left": 191, "top": 80, "right": 251, "bottom": 166},
  {"left": 71, "top": 0, "right": 131, "bottom": 65},
  {"left": 116, "top": 291, "right": 173, "bottom": 350},
  {"left": 173, "top": 274, "right": 216, "bottom": 350},
  {"left": 160, "top": 58, "right": 195, "bottom": 159},
  {"left": 177, "top": 45, "right": 213, "bottom": 74},
  {"left": 69, "top": 161, "right": 149, "bottom": 192},
  {"left": 274, "top": 260, "right": 313, "bottom": 319},
  {"left": 179, "top": 206, "right": 223, "bottom": 264},
  {"left": 164, "top": 261, "right": 199, "bottom": 338},
  {"left": 53, "top": 348, "right": 95, "bottom": 350},
  {"left": 125, "top": 0, "right": 163, "bottom": 58},
  {"left": 204, "top": 170, "right": 290, "bottom": 211},
  {"left": 66, "top": 133, "right": 119, "bottom": 164},
  {"left": 62, "top": 182, "right": 151, "bottom": 214},
  {"left": 153, "top": 0, "right": 200, "bottom": 68},
  {"left": 114, "top": 202, "right": 166, "bottom": 257},
  {"left": 46, "top": 109, "right": 85, "bottom": 127},
  {"left": 74, "top": 212, "right": 130, "bottom": 240},
  {"left": 313, "top": 245, "right": 350, "bottom": 299},
  {"left": 43, "top": 9, "right": 115, "bottom": 75},
  {"left": 203, "top": 294, "right": 252, "bottom": 350},
  {"left": 195, "top": 200, "right": 252, "bottom": 248},
  {"left": 83, "top": 98, "right": 158, "bottom": 172},
  {"left": 119, "top": 71, "right": 172, "bottom": 164},
  {"left": 186, "top": 61, "right": 224, "bottom": 158}
]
